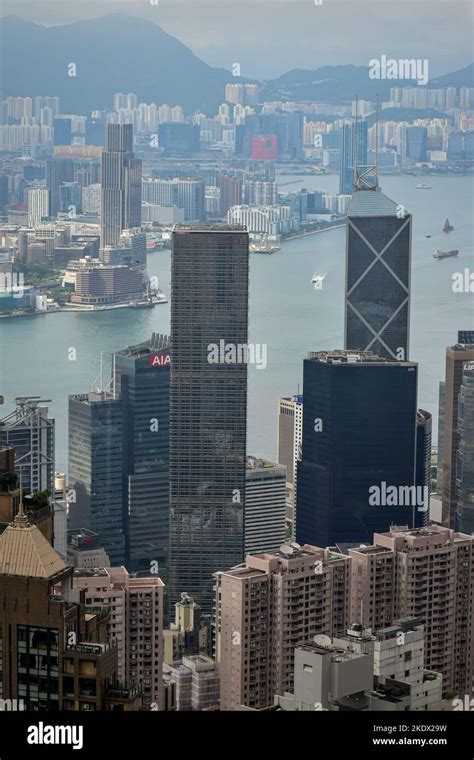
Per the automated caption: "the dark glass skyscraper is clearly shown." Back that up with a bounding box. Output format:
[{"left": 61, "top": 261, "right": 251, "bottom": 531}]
[
  {"left": 406, "top": 126, "right": 428, "bottom": 162},
  {"left": 68, "top": 391, "right": 125, "bottom": 564},
  {"left": 296, "top": 350, "right": 421, "bottom": 548},
  {"left": 339, "top": 120, "right": 368, "bottom": 195},
  {"left": 345, "top": 188, "right": 412, "bottom": 361},
  {"left": 114, "top": 334, "right": 170, "bottom": 571},
  {"left": 46, "top": 158, "right": 74, "bottom": 218},
  {"left": 100, "top": 123, "right": 142, "bottom": 247},
  {"left": 169, "top": 224, "right": 249, "bottom": 613}
]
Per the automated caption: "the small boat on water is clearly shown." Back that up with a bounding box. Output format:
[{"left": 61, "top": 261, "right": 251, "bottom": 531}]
[
  {"left": 249, "top": 243, "right": 281, "bottom": 254},
  {"left": 443, "top": 218, "right": 454, "bottom": 233},
  {"left": 311, "top": 274, "right": 326, "bottom": 288},
  {"left": 416, "top": 184, "right": 432, "bottom": 189},
  {"left": 433, "top": 249, "right": 459, "bottom": 260},
  {"left": 426, "top": 234, "right": 431, "bottom": 238}
]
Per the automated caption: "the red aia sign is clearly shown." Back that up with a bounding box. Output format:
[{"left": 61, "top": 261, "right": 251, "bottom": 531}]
[{"left": 149, "top": 353, "right": 171, "bottom": 367}]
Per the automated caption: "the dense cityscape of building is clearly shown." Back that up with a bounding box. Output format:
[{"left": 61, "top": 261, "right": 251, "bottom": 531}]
[{"left": 0, "top": 6, "right": 473, "bottom": 730}]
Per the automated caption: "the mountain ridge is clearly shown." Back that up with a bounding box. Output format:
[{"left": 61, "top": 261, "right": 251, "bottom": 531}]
[{"left": 1, "top": 15, "right": 472, "bottom": 115}]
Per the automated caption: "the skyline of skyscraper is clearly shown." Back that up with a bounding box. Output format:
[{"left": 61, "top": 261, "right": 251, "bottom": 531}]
[
  {"left": 68, "top": 388, "right": 125, "bottom": 564},
  {"left": 100, "top": 123, "right": 142, "bottom": 248},
  {"left": 339, "top": 119, "right": 368, "bottom": 195},
  {"left": 296, "top": 350, "right": 422, "bottom": 548},
  {"left": 169, "top": 224, "right": 249, "bottom": 613},
  {"left": 441, "top": 341, "right": 474, "bottom": 529},
  {"left": 0, "top": 3, "right": 471, "bottom": 727},
  {"left": 456, "top": 361, "right": 474, "bottom": 533},
  {"left": 114, "top": 333, "right": 170, "bottom": 571},
  {"left": 345, "top": 187, "right": 412, "bottom": 361},
  {"left": 277, "top": 394, "right": 303, "bottom": 530}
]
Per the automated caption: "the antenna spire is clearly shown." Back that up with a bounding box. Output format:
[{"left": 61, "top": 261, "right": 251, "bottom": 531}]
[
  {"left": 354, "top": 93, "right": 359, "bottom": 193},
  {"left": 375, "top": 92, "right": 379, "bottom": 189},
  {"left": 15, "top": 466, "right": 28, "bottom": 527}
]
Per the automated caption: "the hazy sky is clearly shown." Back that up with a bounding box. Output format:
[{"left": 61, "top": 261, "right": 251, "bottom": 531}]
[{"left": 1, "top": 0, "right": 472, "bottom": 80}]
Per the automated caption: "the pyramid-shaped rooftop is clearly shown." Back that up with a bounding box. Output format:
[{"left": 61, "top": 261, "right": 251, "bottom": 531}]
[
  {"left": 348, "top": 188, "right": 403, "bottom": 218},
  {"left": 0, "top": 515, "right": 67, "bottom": 579}
]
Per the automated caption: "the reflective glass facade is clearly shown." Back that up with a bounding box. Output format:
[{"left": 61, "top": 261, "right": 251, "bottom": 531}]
[
  {"left": 169, "top": 226, "right": 249, "bottom": 613},
  {"left": 345, "top": 189, "right": 411, "bottom": 361},
  {"left": 296, "top": 352, "right": 420, "bottom": 548}
]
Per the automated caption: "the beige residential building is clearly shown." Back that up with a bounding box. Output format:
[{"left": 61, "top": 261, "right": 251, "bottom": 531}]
[
  {"left": 349, "top": 525, "right": 474, "bottom": 696},
  {"left": 215, "top": 544, "right": 350, "bottom": 710},
  {"left": 73, "top": 567, "right": 164, "bottom": 709}
]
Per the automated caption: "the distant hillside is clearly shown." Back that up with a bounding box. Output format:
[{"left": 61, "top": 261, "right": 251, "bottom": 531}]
[
  {"left": 365, "top": 108, "right": 450, "bottom": 125},
  {"left": 429, "top": 63, "right": 474, "bottom": 88},
  {"left": 0, "top": 14, "right": 254, "bottom": 115},
  {"left": 0, "top": 15, "right": 472, "bottom": 115},
  {"left": 260, "top": 63, "right": 474, "bottom": 103}
]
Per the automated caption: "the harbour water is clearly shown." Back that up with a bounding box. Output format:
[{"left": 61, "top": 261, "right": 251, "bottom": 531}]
[{"left": 0, "top": 174, "right": 472, "bottom": 473}]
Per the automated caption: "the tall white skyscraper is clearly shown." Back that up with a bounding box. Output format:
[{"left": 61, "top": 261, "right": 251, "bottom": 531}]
[{"left": 28, "top": 187, "right": 49, "bottom": 226}]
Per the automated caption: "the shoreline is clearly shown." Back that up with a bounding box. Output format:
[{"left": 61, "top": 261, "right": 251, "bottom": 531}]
[{"left": 283, "top": 223, "right": 345, "bottom": 242}]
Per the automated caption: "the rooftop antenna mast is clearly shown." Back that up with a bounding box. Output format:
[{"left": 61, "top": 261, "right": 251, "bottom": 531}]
[
  {"left": 375, "top": 92, "right": 379, "bottom": 189},
  {"left": 91, "top": 351, "right": 114, "bottom": 397},
  {"left": 354, "top": 93, "right": 359, "bottom": 193}
]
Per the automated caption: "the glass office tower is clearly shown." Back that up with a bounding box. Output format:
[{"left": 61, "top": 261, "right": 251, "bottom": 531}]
[
  {"left": 296, "top": 350, "right": 421, "bottom": 548},
  {"left": 169, "top": 224, "right": 249, "bottom": 613},
  {"left": 345, "top": 188, "right": 412, "bottom": 361},
  {"left": 114, "top": 334, "right": 170, "bottom": 571}
]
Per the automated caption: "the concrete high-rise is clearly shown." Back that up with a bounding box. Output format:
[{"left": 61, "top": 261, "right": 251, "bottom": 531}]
[
  {"left": 277, "top": 394, "right": 303, "bottom": 528},
  {"left": 169, "top": 225, "right": 249, "bottom": 613},
  {"left": 349, "top": 524, "right": 474, "bottom": 696},
  {"left": 219, "top": 175, "right": 242, "bottom": 217},
  {"left": 345, "top": 188, "right": 411, "bottom": 361},
  {"left": 275, "top": 619, "right": 443, "bottom": 712},
  {"left": 215, "top": 545, "right": 350, "bottom": 710},
  {"left": 100, "top": 124, "right": 142, "bottom": 248},
  {"left": 0, "top": 507, "right": 139, "bottom": 711},
  {"left": 442, "top": 341, "right": 474, "bottom": 528},
  {"left": 416, "top": 409, "right": 432, "bottom": 527},
  {"left": 457, "top": 362, "right": 474, "bottom": 534},
  {"left": 27, "top": 188, "right": 49, "bottom": 226},
  {"left": 244, "top": 456, "right": 286, "bottom": 554},
  {"left": 73, "top": 566, "right": 164, "bottom": 710},
  {"left": 437, "top": 381, "right": 445, "bottom": 494},
  {"left": 296, "top": 351, "right": 422, "bottom": 549}
]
